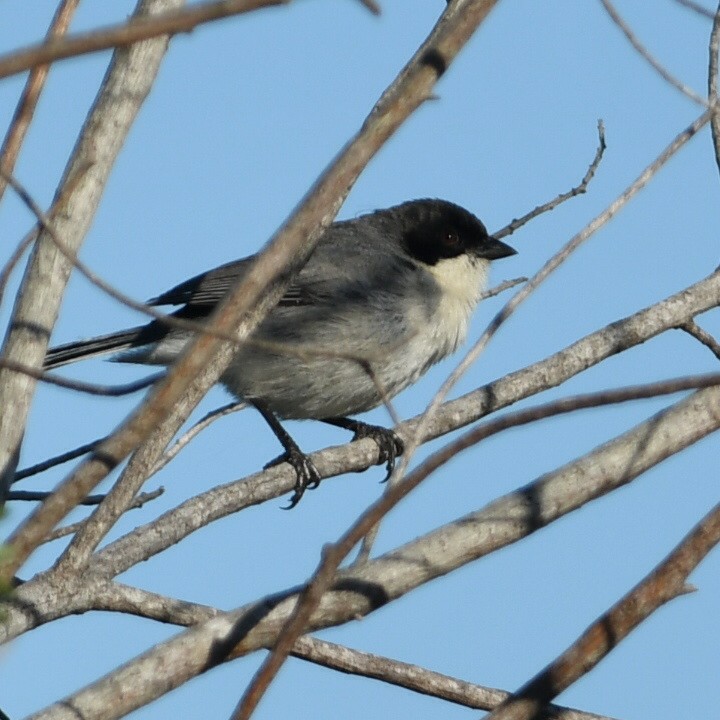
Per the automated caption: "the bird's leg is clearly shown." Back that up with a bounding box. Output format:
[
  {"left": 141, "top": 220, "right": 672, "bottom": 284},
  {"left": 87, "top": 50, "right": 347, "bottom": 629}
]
[
  {"left": 252, "top": 401, "right": 321, "bottom": 508},
  {"left": 322, "top": 417, "right": 404, "bottom": 482}
]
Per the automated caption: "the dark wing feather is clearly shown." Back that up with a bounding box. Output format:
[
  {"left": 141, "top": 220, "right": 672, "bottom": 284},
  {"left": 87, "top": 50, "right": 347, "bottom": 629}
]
[{"left": 147, "top": 256, "right": 319, "bottom": 311}]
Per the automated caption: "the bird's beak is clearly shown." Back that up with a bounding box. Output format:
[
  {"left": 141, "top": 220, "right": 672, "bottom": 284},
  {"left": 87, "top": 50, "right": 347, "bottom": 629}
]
[{"left": 478, "top": 236, "right": 517, "bottom": 260}]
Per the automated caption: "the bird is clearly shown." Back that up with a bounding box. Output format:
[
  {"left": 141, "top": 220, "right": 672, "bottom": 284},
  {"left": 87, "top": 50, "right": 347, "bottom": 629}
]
[{"left": 45, "top": 198, "right": 517, "bottom": 506}]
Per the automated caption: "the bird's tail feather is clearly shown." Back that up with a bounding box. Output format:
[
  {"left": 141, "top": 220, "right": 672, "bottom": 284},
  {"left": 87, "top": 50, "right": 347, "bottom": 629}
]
[{"left": 44, "top": 327, "right": 145, "bottom": 370}]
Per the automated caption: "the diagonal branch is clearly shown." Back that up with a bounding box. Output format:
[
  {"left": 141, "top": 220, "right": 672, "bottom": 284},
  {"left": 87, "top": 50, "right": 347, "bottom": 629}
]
[
  {"left": 0, "top": 0, "right": 81, "bottom": 204},
  {"left": 291, "top": 636, "right": 618, "bottom": 720},
  {"left": 486, "top": 501, "right": 720, "bottom": 720},
  {"left": 0, "top": 1, "right": 291, "bottom": 81}
]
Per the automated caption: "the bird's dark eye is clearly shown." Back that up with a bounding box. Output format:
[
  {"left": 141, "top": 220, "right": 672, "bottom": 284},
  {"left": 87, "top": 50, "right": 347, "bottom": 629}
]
[{"left": 443, "top": 229, "right": 460, "bottom": 247}]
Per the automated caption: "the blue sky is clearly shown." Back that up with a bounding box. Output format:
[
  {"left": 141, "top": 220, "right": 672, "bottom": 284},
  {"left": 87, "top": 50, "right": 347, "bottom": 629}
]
[{"left": 1, "top": 2, "right": 719, "bottom": 719}]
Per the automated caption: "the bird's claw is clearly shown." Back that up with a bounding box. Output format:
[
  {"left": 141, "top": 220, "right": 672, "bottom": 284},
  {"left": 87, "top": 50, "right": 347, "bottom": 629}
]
[
  {"left": 265, "top": 448, "right": 322, "bottom": 509},
  {"left": 351, "top": 424, "right": 404, "bottom": 482}
]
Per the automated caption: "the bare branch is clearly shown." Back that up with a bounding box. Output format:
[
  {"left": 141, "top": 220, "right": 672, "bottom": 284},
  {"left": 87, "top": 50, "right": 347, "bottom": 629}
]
[
  {"left": 675, "top": 0, "right": 716, "bottom": 19},
  {"left": 5, "top": 487, "right": 163, "bottom": 508},
  {"left": 708, "top": 3, "right": 720, "bottom": 176},
  {"left": 94, "top": 581, "right": 219, "bottom": 626},
  {"left": 39, "top": 489, "right": 163, "bottom": 545},
  {"left": 150, "top": 401, "right": 247, "bottom": 475},
  {"left": 601, "top": 0, "right": 708, "bottom": 105},
  {"left": 677, "top": 319, "right": 720, "bottom": 360},
  {"left": 0, "top": 358, "right": 161, "bottom": 395},
  {"left": 0, "top": 0, "right": 81, "bottom": 204},
  {"left": 486, "top": 501, "right": 720, "bottom": 720},
  {"left": 479, "top": 276, "right": 527, "bottom": 300},
  {"left": 14, "top": 437, "right": 106, "bottom": 483},
  {"left": 495, "top": 121, "right": 607, "bottom": 240},
  {"left": 0, "top": 0, "right": 290, "bottom": 81},
  {"left": 292, "top": 636, "right": 617, "bottom": 720}
]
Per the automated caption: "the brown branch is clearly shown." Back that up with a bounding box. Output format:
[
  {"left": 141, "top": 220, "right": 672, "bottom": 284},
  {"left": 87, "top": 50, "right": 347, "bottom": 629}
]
[
  {"left": 486, "top": 501, "right": 720, "bottom": 720},
  {"left": 0, "top": 0, "right": 291, "bottom": 81},
  {"left": 291, "top": 637, "right": 617, "bottom": 720},
  {"left": 677, "top": 319, "right": 720, "bottom": 360},
  {"left": 495, "top": 121, "right": 606, "bottom": 240},
  {"left": 601, "top": 0, "right": 708, "bottom": 105},
  {"left": 0, "top": 0, "right": 81, "bottom": 204}
]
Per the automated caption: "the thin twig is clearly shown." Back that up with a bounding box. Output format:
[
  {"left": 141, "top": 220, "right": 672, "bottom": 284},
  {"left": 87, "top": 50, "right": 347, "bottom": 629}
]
[
  {"left": 0, "top": 229, "right": 37, "bottom": 307},
  {"left": 478, "top": 276, "right": 527, "bottom": 300},
  {"left": 0, "top": 0, "right": 81, "bottom": 204},
  {"left": 495, "top": 121, "right": 607, "bottom": 240},
  {"left": 291, "top": 636, "right": 617, "bottom": 720},
  {"left": 0, "top": 358, "right": 162, "bottom": 395},
  {"left": 677, "top": 319, "right": 720, "bottom": 360},
  {"left": 14, "top": 436, "right": 106, "bottom": 483},
  {"left": 6, "top": 487, "right": 163, "bottom": 507},
  {"left": 40, "top": 489, "right": 164, "bottom": 545},
  {"left": 150, "top": 402, "right": 246, "bottom": 475},
  {"left": 601, "top": 0, "right": 708, "bottom": 106},
  {"left": 486, "top": 502, "right": 720, "bottom": 720},
  {"left": 0, "top": 160, "right": 90, "bottom": 310},
  {"left": 0, "top": 0, "right": 290, "bottom": 81},
  {"left": 675, "top": 0, "right": 716, "bottom": 19},
  {"left": 356, "top": 0, "right": 381, "bottom": 15}
]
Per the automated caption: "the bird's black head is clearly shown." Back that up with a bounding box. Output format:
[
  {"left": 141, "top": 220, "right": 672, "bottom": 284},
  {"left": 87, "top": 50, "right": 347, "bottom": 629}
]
[{"left": 388, "top": 198, "right": 516, "bottom": 266}]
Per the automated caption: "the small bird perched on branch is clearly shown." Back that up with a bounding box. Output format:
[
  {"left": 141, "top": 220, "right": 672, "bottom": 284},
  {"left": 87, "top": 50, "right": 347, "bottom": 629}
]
[{"left": 45, "top": 198, "right": 516, "bottom": 506}]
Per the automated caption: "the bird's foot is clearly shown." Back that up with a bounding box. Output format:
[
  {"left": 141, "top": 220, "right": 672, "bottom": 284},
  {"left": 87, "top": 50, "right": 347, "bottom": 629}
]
[
  {"left": 325, "top": 418, "right": 404, "bottom": 482},
  {"left": 265, "top": 447, "right": 321, "bottom": 509}
]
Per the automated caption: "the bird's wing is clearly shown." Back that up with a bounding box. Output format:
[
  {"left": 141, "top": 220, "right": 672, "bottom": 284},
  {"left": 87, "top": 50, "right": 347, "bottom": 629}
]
[{"left": 147, "top": 256, "right": 321, "bottom": 310}]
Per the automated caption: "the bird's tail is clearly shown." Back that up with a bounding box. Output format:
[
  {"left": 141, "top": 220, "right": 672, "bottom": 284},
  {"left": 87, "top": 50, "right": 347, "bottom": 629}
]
[{"left": 44, "top": 327, "right": 145, "bottom": 370}]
